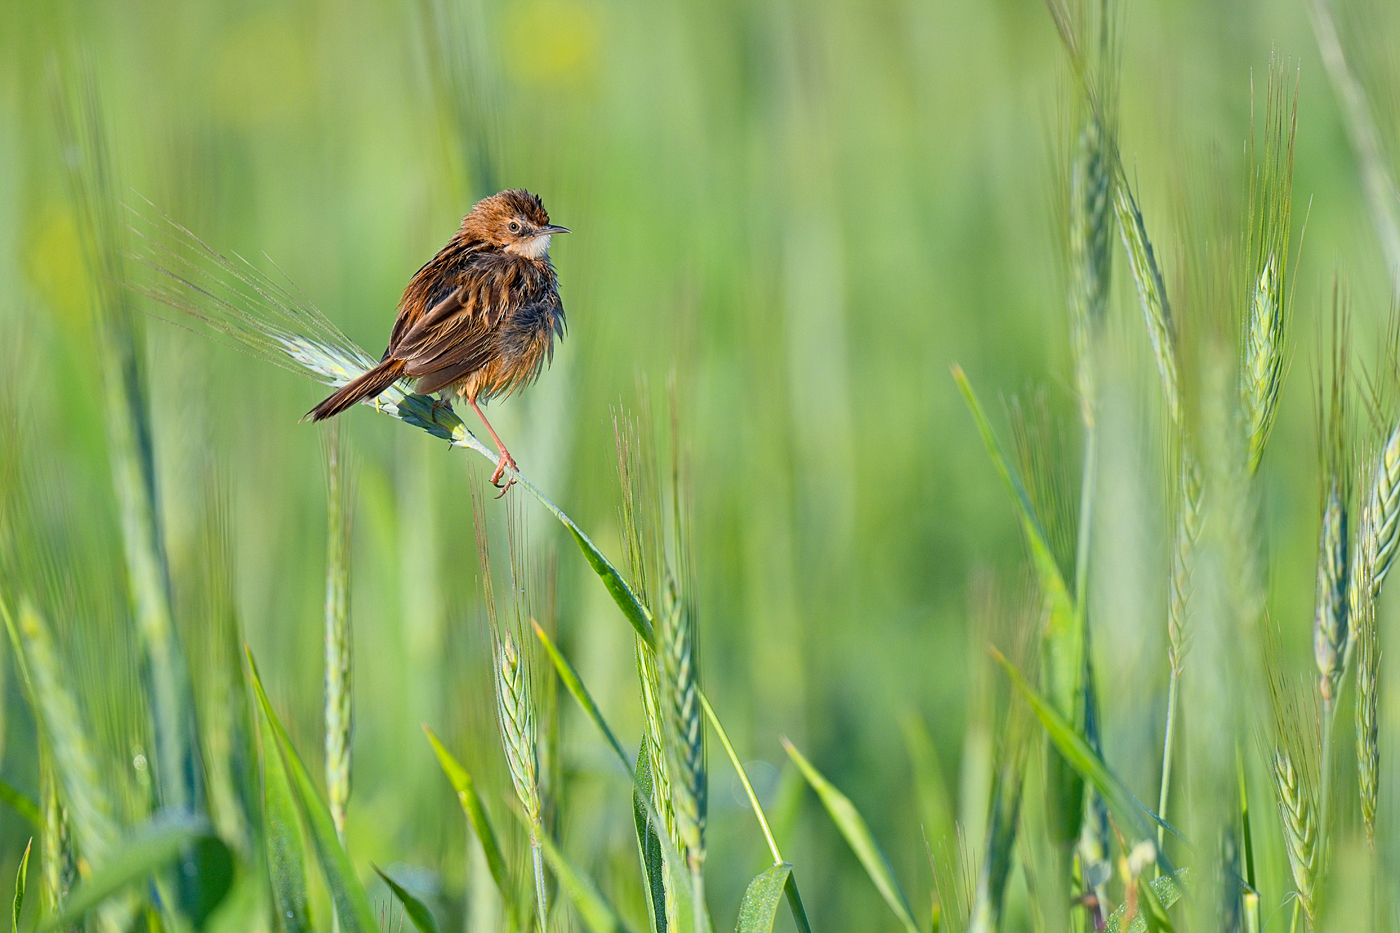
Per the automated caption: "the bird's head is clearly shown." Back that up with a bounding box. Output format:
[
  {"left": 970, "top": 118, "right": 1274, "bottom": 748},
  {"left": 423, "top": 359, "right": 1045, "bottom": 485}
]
[{"left": 463, "top": 189, "right": 569, "bottom": 259}]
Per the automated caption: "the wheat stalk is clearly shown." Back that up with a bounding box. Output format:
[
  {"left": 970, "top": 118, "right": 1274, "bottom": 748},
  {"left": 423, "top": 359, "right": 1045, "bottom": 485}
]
[
  {"left": 1157, "top": 450, "right": 1201, "bottom": 846},
  {"left": 323, "top": 423, "right": 354, "bottom": 848}
]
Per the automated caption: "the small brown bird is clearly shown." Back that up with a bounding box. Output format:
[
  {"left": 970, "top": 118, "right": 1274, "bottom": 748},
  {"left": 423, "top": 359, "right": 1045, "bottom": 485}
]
[{"left": 308, "top": 189, "right": 568, "bottom": 491}]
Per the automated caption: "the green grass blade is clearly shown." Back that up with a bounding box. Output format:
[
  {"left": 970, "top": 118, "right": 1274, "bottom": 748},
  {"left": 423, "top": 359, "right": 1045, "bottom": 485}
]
[
  {"left": 698, "top": 692, "right": 779, "bottom": 863},
  {"left": 697, "top": 692, "right": 812, "bottom": 933},
  {"left": 253, "top": 674, "right": 312, "bottom": 933},
  {"left": 534, "top": 620, "right": 630, "bottom": 767},
  {"left": 246, "top": 648, "right": 379, "bottom": 933},
  {"left": 991, "top": 649, "right": 1180, "bottom": 861},
  {"left": 375, "top": 867, "right": 440, "bottom": 933},
  {"left": 532, "top": 826, "right": 636, "bottom": 933},
  {"left": 782, "top": 875, "right": 813, "bottom": 933},
  {"left": 967, "top": 740, "right": 1027, "bottom": 933},
  {"left": 0, "top": 779, "right": 40, "bottom": 831},
  {"left": 1103, "top": 872, "right": 1183, "bottom": 932},
  {"left": 37, "top": 816, "right": 226, "bottom": 933},
  {"left": 12, "top": 837, "right": 29, "bottom": 933},
  {"left": 1136, "top": 876, "right": 1175, "bottom": 933},
  {"left": 951, "top": 366, "right": 1076, "bottom": 612},
  {"left": 952, "top": 365, "right": 1085, "bottom": 843},
  {"left": 1236, "top": 749, "right": 1256, "bottom": 893},
  {"left": 422, "top": 726, "right": 513, "bottom": 909},
  {"left": 781, "top": 738, "right": 919, "bottom": 933},
  {"left": 734, "top": 863, "right": 790, "bottom": 933},
  {"left": 633, "top": 742, "right": 667, "bottom": 933}
]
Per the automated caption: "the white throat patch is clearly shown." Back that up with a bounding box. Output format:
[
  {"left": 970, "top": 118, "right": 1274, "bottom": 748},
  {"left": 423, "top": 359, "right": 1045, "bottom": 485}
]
[{"left": 510, "top": 234, "right": 551, "bottom": 260}]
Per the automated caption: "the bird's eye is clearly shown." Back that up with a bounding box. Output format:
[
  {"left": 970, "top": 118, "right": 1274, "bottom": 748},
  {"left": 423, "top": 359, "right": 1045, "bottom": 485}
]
[{"left": 508, "top": 221, "right": 521, "bottom": 233}]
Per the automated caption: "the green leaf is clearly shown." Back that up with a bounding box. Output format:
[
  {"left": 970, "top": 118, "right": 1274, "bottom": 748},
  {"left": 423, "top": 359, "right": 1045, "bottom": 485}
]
[
  {"left": 533, "top": 827, "right": 636, "bottom": 933},
  {"left": 178, "top": 834, "right": 237, "bottom": 930},
  {"left": 246, "top": 648, "right": 379, "bottom": 933},
  {"left": 12, "top": 837, "right": 29, "bottom": 933},
  {"left": 0, "top": 779, "right": 40, "bottom": 831},
  {"left": 375, "top": 867, "right": 440, "bottom": 933},
  {"left": 966, "top": 736, "right": 1027, "bottom": 933},
  {"left": 991, "top": 648, "right": 1180, "bottom": 868},
  {"left": 633, "top": 742, "right": 667, "bottom": 933},
  {"left": 782, "top": 875, "right": 813, "bottom": 933},
  {"left": 534, "top": 620, "right": 630, "bottom": 767},
  {"left": 422, "top": 726, "right": 513, "bottom": 911},
  {"left": 781, "top": 738, "right": 919, "bottom": 933},
  {"left": 952, "top": 366, "right": 1085, "bottom": 842},
  {"left": 254, "top": 674, "right": 312, "bottom": 933},
  {"left": 1104, "top": 872, "right": 1184, "bottom": 933},
  {"left": 38, "top": 816, "right": 226, "bottom": 933},
  {"left": 951, "top": 366, "right": 1076, "bottom": 619},
  {"left": 734, "top": 864, "right": 790, "bottom": 933}
]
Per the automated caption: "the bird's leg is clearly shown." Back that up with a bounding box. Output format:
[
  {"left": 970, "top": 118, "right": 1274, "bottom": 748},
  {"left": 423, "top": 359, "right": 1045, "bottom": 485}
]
[{"left": 468, "top": 396, "right": 518, "bottom": 494}]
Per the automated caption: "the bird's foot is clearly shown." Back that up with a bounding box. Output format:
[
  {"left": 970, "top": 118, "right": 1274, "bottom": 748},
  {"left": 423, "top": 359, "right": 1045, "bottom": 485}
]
[
  {"left": 430, "top": 395, "right": 456, "bottom": 420},
  {"left": 490, "top": 451, "right": 519, "bottom": 497}
]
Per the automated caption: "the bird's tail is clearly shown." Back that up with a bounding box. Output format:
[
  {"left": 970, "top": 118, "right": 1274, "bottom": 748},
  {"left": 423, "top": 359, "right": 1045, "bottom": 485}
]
[{"left": 306, "top": 359, "right": 406, "bottom": 421}]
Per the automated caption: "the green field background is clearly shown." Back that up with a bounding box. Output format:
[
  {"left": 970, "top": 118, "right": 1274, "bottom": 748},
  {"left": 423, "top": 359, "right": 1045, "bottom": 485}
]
[{"left": 0, "top": 0, "right": 1393, "bottom": 929}]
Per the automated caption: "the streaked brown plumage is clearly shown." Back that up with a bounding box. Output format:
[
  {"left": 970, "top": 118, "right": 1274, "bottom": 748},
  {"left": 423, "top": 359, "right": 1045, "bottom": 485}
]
[{"left": 308, "top": 189, "right": 568, "bottom": 491}]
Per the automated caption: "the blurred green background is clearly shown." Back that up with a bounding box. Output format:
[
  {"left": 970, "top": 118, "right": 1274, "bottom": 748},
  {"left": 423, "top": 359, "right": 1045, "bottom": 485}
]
[{"left": 0, "top": 0, "right": 1393, "bottom": 928}]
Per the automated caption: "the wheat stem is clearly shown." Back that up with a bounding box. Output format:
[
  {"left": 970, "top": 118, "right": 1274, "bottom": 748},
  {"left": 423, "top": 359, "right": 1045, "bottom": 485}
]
[{"left": 323, "top": 421, "right": 353, "bottom": 848}]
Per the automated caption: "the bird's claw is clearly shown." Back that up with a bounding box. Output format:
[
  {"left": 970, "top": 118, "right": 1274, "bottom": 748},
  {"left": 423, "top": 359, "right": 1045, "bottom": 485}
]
[{"left": 490, "top": 455, "right": 519, "bottom": 497}]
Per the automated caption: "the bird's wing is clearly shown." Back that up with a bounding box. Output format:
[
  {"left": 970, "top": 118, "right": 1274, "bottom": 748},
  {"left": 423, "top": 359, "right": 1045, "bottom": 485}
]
[
  {"left": 382, "top": 237, "right": 489, "bottom": 360},
  {"left": 391, "top": 283, "right": 500, "bottom": 381}
]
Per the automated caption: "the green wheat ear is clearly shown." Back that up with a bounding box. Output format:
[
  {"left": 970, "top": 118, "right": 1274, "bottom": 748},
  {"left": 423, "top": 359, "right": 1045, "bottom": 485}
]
[
  {"left": 1240, "top": 57, "right": 1300, "bottom": 476},
  {"left": 1265, "top": 651, "right": 1321, "bottom": 927},
  {"left": 473, "top": 494, "right": 547, "bottom": 932},
  {"left": 659, "top": 570, "right": 704, "bottom": 870},
  {"left": 1349, "top": 317, "right": 1400, "bottom": 845},
  {"left": 1313, "top": 292, "right": 1352, "bottom": 712},
  {"left": 1271, "top": 748, "right": 1318, "bottom": 925}
]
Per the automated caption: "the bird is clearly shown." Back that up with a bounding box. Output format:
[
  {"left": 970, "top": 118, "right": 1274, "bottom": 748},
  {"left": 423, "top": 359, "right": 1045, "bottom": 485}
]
[{"left": 307, "top": 189, "right": 568, "bottom": 493}]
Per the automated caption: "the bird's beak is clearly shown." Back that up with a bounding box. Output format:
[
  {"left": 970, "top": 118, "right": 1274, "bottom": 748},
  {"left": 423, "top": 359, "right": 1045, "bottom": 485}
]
[{"left": 538, "top": 225, "right": 570, "bottom": 236}]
